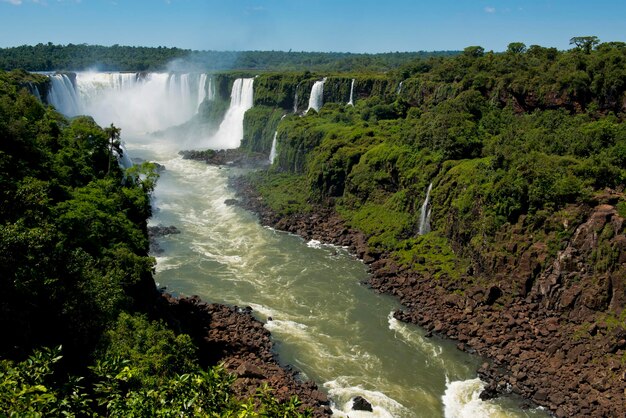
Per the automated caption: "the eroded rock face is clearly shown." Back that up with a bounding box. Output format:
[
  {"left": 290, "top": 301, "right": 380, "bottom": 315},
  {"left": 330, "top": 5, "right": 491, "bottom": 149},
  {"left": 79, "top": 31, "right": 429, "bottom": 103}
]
[{"left": 231, "top": 176, "right": 626, "bottom": 417}]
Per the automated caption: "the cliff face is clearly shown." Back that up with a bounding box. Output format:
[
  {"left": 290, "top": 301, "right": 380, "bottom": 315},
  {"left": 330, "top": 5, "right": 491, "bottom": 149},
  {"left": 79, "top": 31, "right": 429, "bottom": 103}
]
[{"left": 233, "top": 51, "right": 626, "bottom": 415}]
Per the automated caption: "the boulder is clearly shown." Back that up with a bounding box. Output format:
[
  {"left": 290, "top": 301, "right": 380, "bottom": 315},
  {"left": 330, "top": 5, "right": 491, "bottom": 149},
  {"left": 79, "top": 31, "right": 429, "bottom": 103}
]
[{"left": 352, "top": 396, "right": 373, "bottom": 412}]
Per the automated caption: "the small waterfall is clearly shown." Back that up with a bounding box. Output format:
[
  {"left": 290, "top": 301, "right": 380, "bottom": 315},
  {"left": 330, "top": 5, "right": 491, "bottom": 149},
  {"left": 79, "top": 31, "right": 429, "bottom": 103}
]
[
  {"left": 397, "top": 81, "right": 404, "bottom": 95},
  {"left": 418, "top": 182, "right": 433, "bottom": 235},
  {"left": 307, "top": 77, "right": 327, "bottom": 113},
  {"left": 27, "top": 83, "right": 42, "bottom": 101},
  {"left": 347, "top": 79, "right": 355, "bottom": 106},
  {"left": 207, "top": 77, "right": 216, "bottom": 101},
  {"left": 197, "top": 74, "right": 208, "bottom": 107},
  {"left": 269, "top": 131, "right": 278, "bottom": 164},
  {"left": 117, "top": 142, "right": 134, "bottom": 170},
  {"left": 48, "top": 74, "right": 81, "bottom": 116},
  {"left": 210, "top": 77, "right": 255, "bottom": 149},
  {"left": 293, "top": 86, "right": 299, "bottom": 114}
]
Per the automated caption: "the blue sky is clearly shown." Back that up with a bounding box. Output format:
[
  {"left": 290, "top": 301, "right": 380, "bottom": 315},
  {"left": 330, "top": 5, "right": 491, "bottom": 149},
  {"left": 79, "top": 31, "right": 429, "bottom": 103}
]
[{"left": 0, "top": 0, "right": 624, "bottom": 53}]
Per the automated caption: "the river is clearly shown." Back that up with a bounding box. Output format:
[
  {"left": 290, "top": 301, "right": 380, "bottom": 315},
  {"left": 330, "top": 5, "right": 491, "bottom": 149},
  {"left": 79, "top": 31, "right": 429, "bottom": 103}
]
[
  {"left": 125, "top": 133, "right": 547, "bottom": 418},
  {"left": 47, "top": 71, "right": 548, "bottom": 417}
]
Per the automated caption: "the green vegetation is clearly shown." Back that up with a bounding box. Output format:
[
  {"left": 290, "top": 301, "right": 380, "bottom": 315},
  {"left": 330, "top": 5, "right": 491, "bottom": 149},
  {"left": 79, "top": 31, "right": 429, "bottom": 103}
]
[
  {"left": 0, "top": 70, "right": 309, "bottom": 416},
  {"left": 245, "top": 39, "right": 626, "bottom": 287},
  {"left": 0, "top": 43, "right": 458, "bottom": 72}
]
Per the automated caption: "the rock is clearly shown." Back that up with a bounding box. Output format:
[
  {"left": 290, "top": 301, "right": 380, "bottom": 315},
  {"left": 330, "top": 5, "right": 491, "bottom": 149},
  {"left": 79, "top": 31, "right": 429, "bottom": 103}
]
[
  {"left": 479, "top": 383, "right": 499, "bottom": 401},
  {"left": 236, "top": 362, "right": 266, "bottom": 379},
  {"left": 352, "top": 396, "right": 373, "bottom": 412},
  {"left": 148, "top": 224, "right": 181, "bottom": 237}
]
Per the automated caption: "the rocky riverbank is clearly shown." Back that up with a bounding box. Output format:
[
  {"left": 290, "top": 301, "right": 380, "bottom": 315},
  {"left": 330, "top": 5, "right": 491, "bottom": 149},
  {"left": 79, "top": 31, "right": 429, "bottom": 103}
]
[
  {"left": 230, "top": 176, "right": 626, "bottom": 418},
  {"left": 154, "top": 293, "right": 332, "bottom": 416},
  {"left": 179, "top": 148, "right": 269, "bottom": 168}
]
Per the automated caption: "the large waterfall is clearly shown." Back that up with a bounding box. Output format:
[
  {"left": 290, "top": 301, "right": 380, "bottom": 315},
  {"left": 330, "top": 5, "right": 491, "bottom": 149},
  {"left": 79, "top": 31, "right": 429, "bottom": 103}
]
[
  {"left": 418, "top": 182, "right": 433, "bottom": 235},
  {"left": 203, "top": 77, "right": 254, "bottom": 150},
  {"left": 46, "top": 72, "right": 210, "bottom": 133},
  {"left": 47, "top": 74, "right": 81, "bottom": 116},
  {"left": 307, "top": 78, "right": 327, "bottom": 113}
]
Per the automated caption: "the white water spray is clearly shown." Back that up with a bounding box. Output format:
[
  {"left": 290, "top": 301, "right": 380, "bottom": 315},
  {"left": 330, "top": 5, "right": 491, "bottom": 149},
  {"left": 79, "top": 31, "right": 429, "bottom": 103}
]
[
  {"left": 307, "top": 78, "right": 327, "bottom": 113},
  {"left": 418, "top": 182, "right": 433, "bottom": 235},
  {"left": 46, "top": 72, "right": 210, "bottom": 133},
  {"left": 347, "top": 78, "right": 355, "bottom": 106}
]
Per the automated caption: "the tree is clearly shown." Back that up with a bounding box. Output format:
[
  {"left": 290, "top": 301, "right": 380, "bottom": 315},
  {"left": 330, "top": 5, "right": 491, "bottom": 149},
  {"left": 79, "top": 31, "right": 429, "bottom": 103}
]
[
  {"left": 104, "top": 123, "right": 122, "bottom": 175},
  {"left": 507, "top": 42, "right": 527, "bottom": 54},
  {"left": 463, "top": 46, "right": 485, "bottom": 58},
  {"left": 569, "top": 36, "right": 600, "bottom": 54}
]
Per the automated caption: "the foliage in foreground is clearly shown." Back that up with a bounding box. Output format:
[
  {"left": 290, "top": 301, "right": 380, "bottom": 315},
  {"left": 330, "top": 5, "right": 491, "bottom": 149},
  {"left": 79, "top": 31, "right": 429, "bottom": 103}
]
[
  {"left": 0, "top": 70, "right": 310, "bottom": 417},
  {"left": 0, "top": 346, "right": 309, "bottom": 417}
]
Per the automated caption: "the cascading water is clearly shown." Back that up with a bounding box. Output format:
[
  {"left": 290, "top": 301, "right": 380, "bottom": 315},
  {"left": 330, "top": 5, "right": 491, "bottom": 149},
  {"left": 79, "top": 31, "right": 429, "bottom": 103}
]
[
  {"left": 347, "top": 78, "right": 355, "bottom": 106},
  {"left": 47, "top": 74, "right": 81, "bottom": 116},
  {"left": 269, "top": 131, "right": 278, "bottom": 164},
  {"left": 46, "top": 72, "right": 210, "bottom": 134},
  {"left": 197, "top": 74, "right": 215, "bottom": 107},
  {"left": 293, "top": 88, "right": 300, "bottom": 113},
  {"left": 419, "top": 182, "right": 433, "bottom": 235},
  {"left": 27, "top": 83, "right": 42, "bottom": 101},
  {"left": 204, "top": 77, "right": 254, "bottom": 149},
  {"left": 307, "top": 77, "right": 327, "bottom": 113},
  {"left": 397, "top": 80, "right": 404, "bottom": 95},
  {"left": 37, "top": 76, "right": 547, "bottom": 418}
]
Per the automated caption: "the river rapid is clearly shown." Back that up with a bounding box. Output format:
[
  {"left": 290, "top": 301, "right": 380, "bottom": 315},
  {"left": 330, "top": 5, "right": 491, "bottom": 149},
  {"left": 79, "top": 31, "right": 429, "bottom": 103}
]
[
  {"left": 125, "top": 133, "right": 547, "bottom": 418},
  {"left": 46, "top": 71, "right": 548, "bottom": 417}
]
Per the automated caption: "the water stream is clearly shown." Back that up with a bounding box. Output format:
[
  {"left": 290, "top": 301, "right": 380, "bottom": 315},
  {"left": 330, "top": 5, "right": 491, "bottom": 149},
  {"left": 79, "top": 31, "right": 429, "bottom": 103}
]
[{"left": 47, "top": 72, "right": 548, "bottom": 418}]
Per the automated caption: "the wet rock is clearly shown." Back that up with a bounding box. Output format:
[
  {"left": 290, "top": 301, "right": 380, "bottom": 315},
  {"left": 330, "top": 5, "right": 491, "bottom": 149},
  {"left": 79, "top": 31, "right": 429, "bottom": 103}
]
[
  {"left": 352, "top": 396, "right": 373, "bottom": 412},
  {"left": 479, "top": 383, "right": 499, "bottom": 401},
  {"left": 148, "top": 224, "right": 181, "bottom": 237}
]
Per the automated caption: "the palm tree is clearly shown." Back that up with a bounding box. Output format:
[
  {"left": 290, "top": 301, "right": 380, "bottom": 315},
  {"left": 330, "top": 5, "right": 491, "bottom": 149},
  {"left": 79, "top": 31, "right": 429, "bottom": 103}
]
[{"left": 104, "top": 123, "right": 122, "bottom": 176}]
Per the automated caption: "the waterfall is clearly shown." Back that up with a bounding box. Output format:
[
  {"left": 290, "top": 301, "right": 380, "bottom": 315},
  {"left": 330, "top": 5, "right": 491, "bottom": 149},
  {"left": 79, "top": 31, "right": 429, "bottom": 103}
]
[
  {"left": 48, "top": 72, "right": 211, "bottom": 133},
  {"left": 209, "top": 77, "right": 255, "bottom": 149},
  {"left": 48, "top": 74, "right": 81, "bottom": 116},
  {"left": 117, "top": 142, "right": 134, "bottom": 169},
  {"left": 397, "top": 81, "right": 404, "bottom": 95},
  {"left": 307, "top": 77, "right": 326, "bottom": 113},
  {"left": 347, "top": 79, "right": 355, "bottom": 106},
  {"left": 197, "top": 74, "right": 208, "bottom": 107},
  {"left": 27, "top": 83, "right": 42, "bottom": 101},
  {"left": 269, "top": 131, "right": 278, "bottom": 164},
  {"left": 293, "top": 86, "right": 299, "bottom": 114},
  {"left": 418, "top": 183, "right": 433, "bottom": 235},
  {"left": 207, "top": 77, "right": 216, "bottom": 101}
]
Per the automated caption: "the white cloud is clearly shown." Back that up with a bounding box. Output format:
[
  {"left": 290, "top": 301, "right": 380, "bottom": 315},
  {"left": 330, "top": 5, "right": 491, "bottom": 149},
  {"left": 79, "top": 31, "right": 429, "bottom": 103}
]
[
  {"left": 2, "top": 0, "right": 24, "bottom": 5},
  {"left": 485, "top": 6, "right": 496, "bottom": 14}
]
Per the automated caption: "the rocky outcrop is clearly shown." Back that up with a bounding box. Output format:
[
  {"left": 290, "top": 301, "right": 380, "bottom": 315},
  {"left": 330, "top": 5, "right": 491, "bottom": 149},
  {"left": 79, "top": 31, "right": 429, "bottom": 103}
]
[
  {"left": 179, "top": 149, "right": 269, "bottom": 168},
  {"left": 156, "top": 294, "right": 331, "bottom": 416},
  {"left": 232, "top": 176, "right": 626, "bottom": 417}
]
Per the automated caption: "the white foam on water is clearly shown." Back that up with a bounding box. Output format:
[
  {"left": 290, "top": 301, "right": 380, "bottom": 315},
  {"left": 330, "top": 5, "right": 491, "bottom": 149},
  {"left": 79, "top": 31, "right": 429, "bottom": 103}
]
[
  {"left": 307, "top": 239, "right": 323, "bottom": 249},
  {"left": 247, "top": 303, "right": 275, "bottom": 319},
  {"left": 388, "top": 312, "right": 443, "bottom": 361},
  {"left": 325, "top": 378, "right": 409, "bottom": 418},
  {"left": 154, "top": 256, "right": 182, "bottom": 273},
  {"left": 442, "top": 378, "right": 511, "bottom": 418}
]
